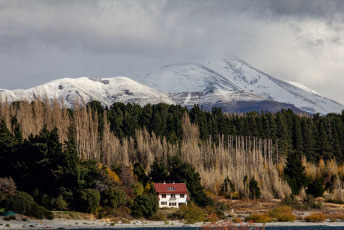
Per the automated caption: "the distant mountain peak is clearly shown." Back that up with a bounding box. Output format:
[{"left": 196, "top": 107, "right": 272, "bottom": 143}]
[
  {"left": 0, "top": 77, "right": 175, "bottom": 108},
  {"left": 137, "top": 56, "right": 344, "bottom": 114},
  {"left": 1, "top": 56, "right": 343, "bottom": 114}
]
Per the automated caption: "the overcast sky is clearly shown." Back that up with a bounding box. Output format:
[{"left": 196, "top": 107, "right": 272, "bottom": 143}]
[{"left": 1, "top": 0, "right": 344, "bottom": 101}]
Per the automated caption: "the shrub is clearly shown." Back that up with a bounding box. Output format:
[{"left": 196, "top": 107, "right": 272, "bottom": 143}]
[
  {"left": 213, "top": 200, "right": 230, "bottom": 211},
  {"left": 3, "top": 191, "right": 35, "bottom": 214},
  {"left": 55, "top": 194, "right": 68, "bottom": 210},
  {"left": 100, "top": 187, "right": 127, "bottom": 208},
  {"left": 206, "top": 213, "right": 219, "bottom": 223},
  {"left": 327, "top": 214, "right": 339, "bottom": 222},
  {"left": 172, "top": 203, "right": 206, "bottom": 224},
  {"left": 133, "top": 183, "right": 144, "bottom": 196},
  {"left": 303, "top": 195, "right": 322, "bottom": 210},
  {"left": 96, "top": 206, "right": 114, "bottom": 219},
  {"left": 205, "top": 204, "right": 226, "bottom": 220},
  {"left": 131, "top": 194, "right": 158, "bottom": 218},
  {"left": 268, "top": 206, "right": 296, "bottom": 222},
  {"left": 76, "top": 189, "right": 100, "bottom": 213},
  {"left": 276, "top": 212, "right": 296, "bottom": 222},
  {"left": 3, "top": 216, "right": 15, "bottom": 221},
  {"left": 306, "top": 178, "right": 324, "bottom": 198},
  {"left": 232, "top": 217, "right": 242, "bottom": 223},
  {"left": 26, "top": 204, "right": 54, "bottom": 220},
  {"left": 149, "top": 212, "right": 167, "bottom": 221},
  {"left": 244, "top": 213, "right": 272, "bottom": 223},
  {"left": 281, "top": 194, "right": 322, "bottom": 210},
  {"left": 305, "top": 213, "right": 326, "bottom": 222},
  {"left": 326, "top": 213, "right": 344, "bottom": 222}
]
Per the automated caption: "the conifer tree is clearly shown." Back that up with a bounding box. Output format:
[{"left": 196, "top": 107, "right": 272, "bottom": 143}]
[
  {"left": 0, "top": 119, "right": 17, "bottom": 177},
  {"left": 284, "top": 150, "right": 307, "bottom": 195},
  {"left": 149, "top": 158, "right": 169, "bottom": 183},
  {"left": 249, "top": 177, "right": 261, "bottom": 199}
]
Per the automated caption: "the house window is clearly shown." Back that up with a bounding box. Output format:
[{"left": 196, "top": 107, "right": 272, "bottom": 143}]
[
  {"left": 171, "top": 194, "right": 176, "bottom": 198},
  {"left": 169, "top": 202, "right": 177, "bottom": 206},
  {"left": 162, "top": 194, "right": 166, "bottom": 198},
  {"left": 167, "top": 187, "right": 175, "bottom": 190},
  {"left": 161, "top": 202, "right": 167, "bottom": 205},
  {"left": 180, "top": 194, "right": 185, "bottom": 198}
]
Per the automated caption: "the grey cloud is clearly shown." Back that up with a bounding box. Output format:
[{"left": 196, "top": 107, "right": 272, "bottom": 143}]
[
  {"left": 1, "top": 0, "right": 344, "bottom": 101},
  {"left": 257, "top": 0, "right": 344, "bottom": 21}
]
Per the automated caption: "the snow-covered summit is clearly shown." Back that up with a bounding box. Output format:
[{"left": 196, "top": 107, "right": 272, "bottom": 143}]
[
  {"left": 137, "top": 56, "right": 344, "bottom": 114},
  {"left": 0, "top": 77, "right": 174, "bottom": 108}
]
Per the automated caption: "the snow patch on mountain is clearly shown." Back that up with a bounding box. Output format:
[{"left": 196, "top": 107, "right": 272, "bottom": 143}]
[{"left": 285, "top": 81, "right": 320, "bottom": 96}]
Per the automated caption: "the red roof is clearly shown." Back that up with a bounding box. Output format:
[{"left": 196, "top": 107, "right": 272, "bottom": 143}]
[{"left": 154, "top": 183, "right": 188, "bottom": 194}]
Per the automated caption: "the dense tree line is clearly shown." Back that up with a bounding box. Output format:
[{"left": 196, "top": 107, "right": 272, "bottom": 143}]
[
  {"left": 189, "top": 107, "right": 344, "bottom": 162},
  {"left": 88, "top": 102, "right": 344, "bottom": 162},
  {"left": 3, "top": 100, "right": 343, "bottom": 163}
]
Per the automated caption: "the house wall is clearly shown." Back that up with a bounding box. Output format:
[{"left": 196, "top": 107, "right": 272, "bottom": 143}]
[{"left": 158, "top": 193, "right": 188, "bottom": 208}]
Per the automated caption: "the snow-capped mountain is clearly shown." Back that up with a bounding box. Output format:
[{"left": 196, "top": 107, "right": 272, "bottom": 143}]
[
  {"left": 0, "top": 77, "right": 175, "bottom": 108},
  {"left": 136, "top": 56, "right": 344, "bottom": 114},
  {"left": 0, "top": 56, "right": 343, "bottom": 114}
]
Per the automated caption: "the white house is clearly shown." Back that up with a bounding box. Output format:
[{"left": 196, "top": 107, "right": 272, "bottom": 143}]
[{"left": 154, "top": 182, "right": 189, "bottom": 208}]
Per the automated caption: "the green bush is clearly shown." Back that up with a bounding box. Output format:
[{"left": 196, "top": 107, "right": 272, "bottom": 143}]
[
  {"left": 303, "top": 195, "right": 322, "bottom": 210},
  {"left": 3, "top": 191, "right": 35, "bottom": 214},
  {"left": 133, "top": 183, "right": 144, "bottom": 196},
  {"left": 76, "top": 189, "right": 100, "bottom": 213},
  {"left": 267, "top": 206, "right": 296, "bottom": 222},
  {"left": 172, "top": 203, "right": 206, "bottom": 224},
  {"left": 281, "top": 194, "right": 322, "bottom": 210},
  {"left": 244, "top": 213, "right": 272, "bottom": 223},
  {"left": 213, "top": 200, "right": 230, "bottom": 211},
  {"left": 26, "top": 204, "right": 54, "bottom": 220},
  {"left": 55, "top": 194, "right": 68, "bottom": 210},
  {"left": 3, "top": 216, "right": 16, "bottom": 221},
  {"left": 100, "top": 187, "right": 127, "bottom": 208},
  {"left": 149, "top": 212, "right": 167, "bottom": 221},
  {"left": 306, "top": 178, "right": 324, "bottom": 198},
  {"left": 131, "top": 194, "right": 158, "bottom": 218}
]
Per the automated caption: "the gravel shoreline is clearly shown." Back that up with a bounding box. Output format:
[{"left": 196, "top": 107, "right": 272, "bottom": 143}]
[
  {"left": 0, "top": 218, "right": 201, "bottom": 229},
  {"left": 2, "top": 218, "right": 344, "bottom": 230}
]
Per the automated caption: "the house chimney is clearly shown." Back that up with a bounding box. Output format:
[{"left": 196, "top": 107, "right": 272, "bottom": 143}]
[
  {"left": 163, "top": 181, "right": 166, "bottom": 184},
  {"left": 173, "top": 181, "right": 175, "bottom": 184}
]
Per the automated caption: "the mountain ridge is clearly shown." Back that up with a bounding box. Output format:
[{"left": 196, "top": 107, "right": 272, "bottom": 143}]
[
  {"left": 137, "top": 56, "right": 344, "bottom": 114},
  {"left": 0, "top": 56, "right": 343, "bottom": 114}
]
